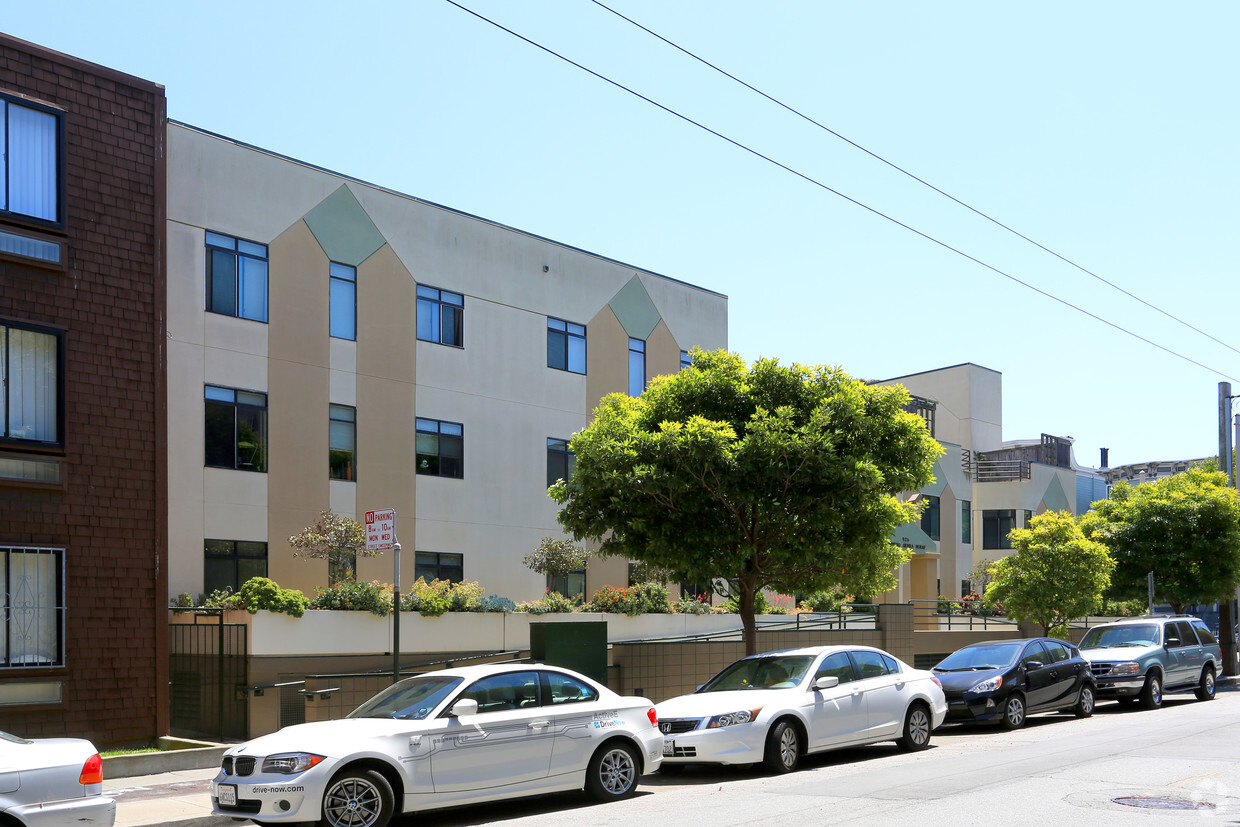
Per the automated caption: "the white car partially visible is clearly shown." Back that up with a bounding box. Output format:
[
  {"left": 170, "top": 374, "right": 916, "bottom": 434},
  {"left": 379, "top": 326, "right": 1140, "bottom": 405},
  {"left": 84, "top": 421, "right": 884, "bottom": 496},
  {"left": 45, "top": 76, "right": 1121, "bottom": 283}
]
[
  {"left": 212, "top": 663, "right": 662, "bottom": 827},
  {"left": 655, "top": 645, "right": 947, "bottom": 774},
  {"left": 0, "top": 730, "right": 114, "bottom": 827}
]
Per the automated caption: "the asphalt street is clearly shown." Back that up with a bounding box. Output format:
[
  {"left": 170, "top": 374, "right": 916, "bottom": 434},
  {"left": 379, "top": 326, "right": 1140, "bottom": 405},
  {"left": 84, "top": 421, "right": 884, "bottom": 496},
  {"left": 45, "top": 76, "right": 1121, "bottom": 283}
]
[{"left": 384, "top": 681, "right": 1240, "bottom": 827}]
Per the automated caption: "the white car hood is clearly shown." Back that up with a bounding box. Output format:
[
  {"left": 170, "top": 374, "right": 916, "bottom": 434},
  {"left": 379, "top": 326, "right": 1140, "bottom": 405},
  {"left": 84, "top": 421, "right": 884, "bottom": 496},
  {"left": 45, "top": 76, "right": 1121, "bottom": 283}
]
[
  {"left": 231, "top": 717, "right": 421, "bottom": 757},
  {"left": 656, "top": 688, "right": 796, "bottom": 718}
]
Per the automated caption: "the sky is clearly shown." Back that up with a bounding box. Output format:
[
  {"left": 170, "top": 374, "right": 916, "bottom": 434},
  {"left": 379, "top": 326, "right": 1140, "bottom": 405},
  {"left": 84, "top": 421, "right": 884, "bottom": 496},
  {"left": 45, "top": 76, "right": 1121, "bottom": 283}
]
[{"left": 5, "top": 1, "right": 1237, "bottom": 468}]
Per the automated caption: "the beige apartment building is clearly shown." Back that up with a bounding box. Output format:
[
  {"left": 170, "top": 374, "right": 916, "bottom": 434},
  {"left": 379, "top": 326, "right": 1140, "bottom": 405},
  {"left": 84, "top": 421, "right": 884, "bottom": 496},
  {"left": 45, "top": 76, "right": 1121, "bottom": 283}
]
[{"left": 165, "top": 122, "right": 728, "bottom": 604}]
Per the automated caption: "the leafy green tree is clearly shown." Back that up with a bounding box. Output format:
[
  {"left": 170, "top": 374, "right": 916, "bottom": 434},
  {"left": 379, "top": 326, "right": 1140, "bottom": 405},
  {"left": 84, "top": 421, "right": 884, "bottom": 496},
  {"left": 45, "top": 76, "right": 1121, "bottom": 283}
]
[
  {"left": 985, "top": 511, "right": 1114, "bottom": 636},
  {"left": 1080, "top": 468, "right": 1240, "bottom": 612},
  {"left": 523, "top": 538, "right": 589, "bottom": 580},
  {"left": 288, "top": 509, "right": 376, "bottom": 586},
  {"left": 551, "top": 350, "right": 941, "bottom": 654}
]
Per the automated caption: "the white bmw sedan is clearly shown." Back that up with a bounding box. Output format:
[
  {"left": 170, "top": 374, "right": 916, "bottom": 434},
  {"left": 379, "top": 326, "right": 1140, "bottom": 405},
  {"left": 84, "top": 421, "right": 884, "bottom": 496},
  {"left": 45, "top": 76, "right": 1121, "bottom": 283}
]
[
  {"left": 211, "top": 663, "right": 663, "bottom": 827},
  {"left": 654, "top": 645, "right": 947, "bottom": 774}
]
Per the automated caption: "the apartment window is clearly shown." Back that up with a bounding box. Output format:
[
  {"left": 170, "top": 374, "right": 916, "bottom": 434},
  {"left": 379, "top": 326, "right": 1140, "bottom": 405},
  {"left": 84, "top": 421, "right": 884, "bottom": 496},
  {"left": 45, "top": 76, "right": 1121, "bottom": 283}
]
[
  {"left": 547, "top": 438, "right": 575, "bottom": 487},
  {"left": 1, "top": 95, "right": 64, "bottom": 225},
  {"left": 204, "top": 386, "right": 267, "bottom": 471},
  {"left": 680, "top": 350, "right": 691, "bottom": 370},
  {"left": 415, "top": 552, "right": 463, "bottom": 584},
  {"left": 329, "top": 263, "right": 356, "bottom": 340},
  {"left": 1, "top": 322, "right": 62, "bottom": 447},
  {"left": 628, "top": 338, "right": 646, "bottom": 396},
  {"left": 416, "top": 418, "right": 463, "bottom": 478},
  {"left": 206, "top": 232, "right": 268, "bottom": 322},
  {"left": 920, "top": 495, "right": 940, "bottom": 541},
  {"left": 982, "top": 509, "right": 1017, "bottom": 550},
  {"left": 1, "top": 546, "right": 64, "bottom": 668},
  {"left": 547, "top": 318, "right": 586, "bottom": 373},
  {"left": 680, "top": 581, "right": 713, "bottom": 603},
  {"left": 905, "top": 395, "right": 936, "bottom": 438},
  {"left": 329, "top": 404, "right": 356, "bottom": 481},
  {"left": 204, "top": 540, "right": 268, "bottom": 596},
  {"left": 416, "top": 285, "right": 463, "bottom": 347},
  {"left": 548, "top": 570, "right": 586, "bottom": 600},
  {"left": 961, "top": 500, "right": 972, "bottom": 545}
]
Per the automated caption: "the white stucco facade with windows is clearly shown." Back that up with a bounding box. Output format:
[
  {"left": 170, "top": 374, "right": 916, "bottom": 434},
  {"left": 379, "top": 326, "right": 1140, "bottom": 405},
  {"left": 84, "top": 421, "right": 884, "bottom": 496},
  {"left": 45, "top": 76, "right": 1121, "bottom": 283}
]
[{"left": 165, "top": 122, "right": 728, "bottom": 603}]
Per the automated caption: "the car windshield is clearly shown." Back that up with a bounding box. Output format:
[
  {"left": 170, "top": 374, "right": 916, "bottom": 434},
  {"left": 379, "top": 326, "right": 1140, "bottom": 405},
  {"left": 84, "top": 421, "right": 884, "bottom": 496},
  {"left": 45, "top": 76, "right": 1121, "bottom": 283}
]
[
  {"left": 698, "top": 655, "right": 814, "bottom": 692},
  {"left": 348, "top": 676, "right": 463, "bottom": 720},
  {"left": 934, "top": 643, "right": 1022, "bottom": 671},
  {"left": 0, "top": 731, "right": 31, "bottom": 745},
  {"left": 1080, "top": 624, "right": 1159, "bottom": 649}
]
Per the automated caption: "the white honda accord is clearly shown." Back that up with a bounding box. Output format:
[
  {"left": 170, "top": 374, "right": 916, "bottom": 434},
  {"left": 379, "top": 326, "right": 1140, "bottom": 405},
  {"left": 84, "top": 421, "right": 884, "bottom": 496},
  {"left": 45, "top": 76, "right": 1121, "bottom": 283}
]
[
  {"left": 211, "top": 663, "right": 662, "bottom": 827},
  {"left": 655, "top": 645, "right": 946, "bottom": 774}
]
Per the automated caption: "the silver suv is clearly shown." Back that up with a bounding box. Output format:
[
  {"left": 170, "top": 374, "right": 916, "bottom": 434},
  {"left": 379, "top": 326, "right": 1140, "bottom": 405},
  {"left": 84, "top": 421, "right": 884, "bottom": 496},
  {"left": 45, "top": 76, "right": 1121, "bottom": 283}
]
[{"left": 1078, "top": 615, "right": 1221, "bottom": 709}]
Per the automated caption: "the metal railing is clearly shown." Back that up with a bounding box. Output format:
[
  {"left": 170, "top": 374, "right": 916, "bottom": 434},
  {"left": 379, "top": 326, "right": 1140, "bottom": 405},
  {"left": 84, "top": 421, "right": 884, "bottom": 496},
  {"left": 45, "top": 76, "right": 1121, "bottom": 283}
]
[
  {"left": 909, "top": 599, "right": 1017, "bottom": 630},
  {"left": 974, "top": 459, "right": 1032, "bottom": 482}
]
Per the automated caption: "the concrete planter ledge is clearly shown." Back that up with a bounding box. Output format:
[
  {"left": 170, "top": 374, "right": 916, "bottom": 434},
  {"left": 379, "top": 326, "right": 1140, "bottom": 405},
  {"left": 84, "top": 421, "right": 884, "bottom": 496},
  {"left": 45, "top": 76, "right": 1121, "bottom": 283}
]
[{"left": 104, "top": 737, "right": 227, "bottom": 779}]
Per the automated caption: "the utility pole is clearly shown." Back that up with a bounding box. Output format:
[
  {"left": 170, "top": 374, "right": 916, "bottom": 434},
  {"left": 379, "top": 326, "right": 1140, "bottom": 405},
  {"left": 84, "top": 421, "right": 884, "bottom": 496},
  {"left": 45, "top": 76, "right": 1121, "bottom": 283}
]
[{"left": 1219, "top": 383, "right": 1237, "bottom": 676}]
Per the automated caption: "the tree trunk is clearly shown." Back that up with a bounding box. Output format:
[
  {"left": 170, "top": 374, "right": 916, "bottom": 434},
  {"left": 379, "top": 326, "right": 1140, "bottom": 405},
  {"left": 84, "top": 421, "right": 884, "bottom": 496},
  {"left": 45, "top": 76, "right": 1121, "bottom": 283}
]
[{"left": 739, "top": 579, "right": 758, "bottom": 656}]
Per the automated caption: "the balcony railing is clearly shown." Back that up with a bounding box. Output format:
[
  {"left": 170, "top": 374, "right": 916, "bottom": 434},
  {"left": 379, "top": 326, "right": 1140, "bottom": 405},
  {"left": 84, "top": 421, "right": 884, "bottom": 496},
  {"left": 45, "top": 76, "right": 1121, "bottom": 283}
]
[{"left": 974, "top": 459, "right": 1031, "bottom": 483}]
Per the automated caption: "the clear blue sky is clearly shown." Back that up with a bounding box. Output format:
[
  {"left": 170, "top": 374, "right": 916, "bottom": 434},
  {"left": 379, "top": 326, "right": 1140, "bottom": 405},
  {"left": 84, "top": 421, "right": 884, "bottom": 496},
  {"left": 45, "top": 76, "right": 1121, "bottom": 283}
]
[{"left": 7, "top": 1, "right": 1237, "bottom": 468}]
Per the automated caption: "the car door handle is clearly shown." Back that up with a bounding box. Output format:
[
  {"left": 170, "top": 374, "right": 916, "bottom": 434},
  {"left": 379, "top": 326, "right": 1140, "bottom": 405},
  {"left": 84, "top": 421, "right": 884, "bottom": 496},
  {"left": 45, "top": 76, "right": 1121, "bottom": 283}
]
[{"left": 528, "top": 720, "right": 551, "bottom": 731}]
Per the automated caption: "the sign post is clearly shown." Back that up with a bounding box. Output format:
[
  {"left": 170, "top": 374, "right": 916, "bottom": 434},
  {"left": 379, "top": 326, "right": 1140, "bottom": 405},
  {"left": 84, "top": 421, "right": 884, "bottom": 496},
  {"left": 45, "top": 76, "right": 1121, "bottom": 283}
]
[{"left": 365, "top": 510, "right": 400, "bottom": 683}]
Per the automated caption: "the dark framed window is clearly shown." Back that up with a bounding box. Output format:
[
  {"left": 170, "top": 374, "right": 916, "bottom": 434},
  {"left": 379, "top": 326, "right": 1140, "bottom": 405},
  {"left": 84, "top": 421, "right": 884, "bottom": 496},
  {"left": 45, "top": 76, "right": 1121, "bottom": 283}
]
[
  {"left": 1, "top": 546, "right": 64, "bottom": 668},
  {"left": 680, "top": 350, "right": 691, "bottom": 370},
  {"left": 1, "top": 94, "right": 64, "bottom": 226},
  {"left": 905, "top": 395, "right": 936, "bottom": 438},
  {"left": 961, "top": 500, "right": 972, "bottom": 544},
  {"left": 547, "top": 318, "right": 586, "bottom": 373},
  {"left": 330, "top": 262, "right": 356, "bottom": 340},
  {"left": 628, "top": 337, "right": 646, "bottom": 397},
  {"left": 415, "top": 551, "right": 463, "bottom": 583},
  {"left": 206, "top": 231, "right": 268, "bottom": 322},
  {"left": 416, "top": 285, "right": 463, "bottom": 347},
  {"left": 1, "top": 322, "right": 63, "bottom": 447},
  {"left": 416, "top": 418, "right": 463, "bottom": 478},
  {"left": 920, "top": 495, "right": 940, "bottom": 541},
  {"left": 548, "top": 570, "right": 585, "bottom": 599},
  {"left": 329, "top": 404, "right": 356, "bottom": 481},
  {"left": 205, "top": 385, "right": 268, "bottom": 471},
  {"left": 680, "top": 581, "right": 713, "bottom": 603},
  {"left": 547, "top": 438, "right": 575, "bottom": 488},
  {"left": 982, "top": 509, "right": 1017, "bottom": 550},
  {"left": 204, "top": 540, "right": 268, "bottom": 596}
]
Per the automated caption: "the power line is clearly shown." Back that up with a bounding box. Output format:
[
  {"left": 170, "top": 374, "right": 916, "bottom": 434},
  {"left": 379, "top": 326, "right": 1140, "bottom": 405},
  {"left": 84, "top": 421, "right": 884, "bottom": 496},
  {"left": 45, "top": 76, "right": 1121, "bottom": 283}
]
[
  {"left": 589, "top": 0, "right": 1240, "bottom": 361},
  {"left": 442, "top": 0, "right": 1240, "bottom": 383}
]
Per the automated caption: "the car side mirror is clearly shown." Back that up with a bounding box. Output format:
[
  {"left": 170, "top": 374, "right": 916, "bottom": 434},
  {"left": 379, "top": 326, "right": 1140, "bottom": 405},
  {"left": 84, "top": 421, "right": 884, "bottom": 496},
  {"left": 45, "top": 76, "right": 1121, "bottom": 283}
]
[
  {"left": 449, "top": 699, "right": 478, "bottom": 718},
  {"left": 812, "top": 676, "right": 840, "bottom": 690},
  {"left": 1024, "top": 661, "right": 1044, "bottom": 670},
  {"left": 1165, "top": 636, "right": 1180, "bottom": 647}
]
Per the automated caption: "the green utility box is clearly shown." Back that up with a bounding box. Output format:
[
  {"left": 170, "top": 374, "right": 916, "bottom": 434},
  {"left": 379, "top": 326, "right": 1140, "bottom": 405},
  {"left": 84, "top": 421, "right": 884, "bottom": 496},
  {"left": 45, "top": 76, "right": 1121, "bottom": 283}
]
[{"left": 529, "top": 621, "right": 608, "bottom": 686}]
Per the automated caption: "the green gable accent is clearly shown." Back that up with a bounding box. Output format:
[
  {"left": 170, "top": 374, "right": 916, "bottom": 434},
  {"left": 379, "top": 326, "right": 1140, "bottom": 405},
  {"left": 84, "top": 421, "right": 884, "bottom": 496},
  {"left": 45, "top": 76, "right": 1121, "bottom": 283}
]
[
  {"left": 921, "top": 459, "right": 948, "bottom": 497},
  {"left": 1041, "top": 474, "right": 1072, "bottom": 514},
  {"left": 304, "top": 186, "right": 386, "bottom": 266},
  {"left": 892, "top": 521, "right": 937, "bottom": 555},
  {"left": 608, "top": 276, "right": 662, "bottom": 340}
]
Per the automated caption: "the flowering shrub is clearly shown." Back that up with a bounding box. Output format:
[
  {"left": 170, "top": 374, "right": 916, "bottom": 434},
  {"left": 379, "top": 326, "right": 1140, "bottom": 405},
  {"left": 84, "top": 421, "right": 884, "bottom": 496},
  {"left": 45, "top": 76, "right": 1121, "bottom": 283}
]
[
  {"left": 516, "top": 591, "right": 580, "bottom": 614},
  {"left": 585, "top": 583, "right": 671, "bottom": 615},
  {"left": 310, "top": 579, "right": 392, "bottom": 616},
  {"left": 937, "top": 595, "right": 963, "bottom": 614},
  {"left": 401, "top": 578, "right": 485, "bottom": 617},
  {"left": 674, "top": 593, "right": 713, "bottom": 615},
  {"left": 960, "top": 590, "right": 1004, "bottom": 617},
  {"left": 799, "top": 588, "right": 854, "bottom": 613}
]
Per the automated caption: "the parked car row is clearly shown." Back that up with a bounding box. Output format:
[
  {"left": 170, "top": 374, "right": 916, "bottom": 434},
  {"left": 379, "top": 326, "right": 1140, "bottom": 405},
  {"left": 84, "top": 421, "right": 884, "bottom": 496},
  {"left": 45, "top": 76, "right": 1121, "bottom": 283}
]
[{"left": 203, "top": 614, "right": 1223, "bottom": 827}]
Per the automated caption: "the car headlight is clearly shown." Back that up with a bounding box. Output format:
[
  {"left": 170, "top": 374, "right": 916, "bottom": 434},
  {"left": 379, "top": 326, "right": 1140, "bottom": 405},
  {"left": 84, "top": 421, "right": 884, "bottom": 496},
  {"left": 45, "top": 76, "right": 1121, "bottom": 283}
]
[
  {"left": 261, "top": 753, "right": 326, "bottom": 774},
  {"left": 1105, "top": 662, "right": 1140, "bottom": 676},
  {"left": 968, "top": 676, "right": 1003, "bottom": 694},
  {"left": 706, "top": 708, "right": 762, "bottom": 728}
]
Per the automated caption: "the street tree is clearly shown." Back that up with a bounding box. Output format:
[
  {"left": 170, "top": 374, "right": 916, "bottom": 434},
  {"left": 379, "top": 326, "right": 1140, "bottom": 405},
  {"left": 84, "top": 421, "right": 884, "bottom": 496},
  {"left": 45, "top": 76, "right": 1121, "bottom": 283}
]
[
  {"left": 550, "top": 350, "right": 942, "bottom": 654},
  {"left": 288, "top": 509, "right": 376, "bottom": 585},
  {"left": 523, "top": 538, "right": 589, "bottom": 591},
  {"left": 985, "top": 511, "right": 1114, "bottom": 636},
  {"left": 1080, "top": 468, "right": 1240, "bottom": 612}
]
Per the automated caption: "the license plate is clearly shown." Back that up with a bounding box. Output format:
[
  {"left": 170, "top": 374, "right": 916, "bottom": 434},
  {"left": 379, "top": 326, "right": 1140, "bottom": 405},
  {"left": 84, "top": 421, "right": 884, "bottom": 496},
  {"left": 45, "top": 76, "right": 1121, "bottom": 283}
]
[
  {"left": 218, "top": 784, "right": 237, "bottom": 806},
  {"left": 662, "top": 739, "right": 674, "bottom": 756}
]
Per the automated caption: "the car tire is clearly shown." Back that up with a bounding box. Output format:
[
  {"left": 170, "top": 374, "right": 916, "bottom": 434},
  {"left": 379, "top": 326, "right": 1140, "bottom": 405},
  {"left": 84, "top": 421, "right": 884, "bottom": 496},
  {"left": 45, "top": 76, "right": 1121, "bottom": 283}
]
[
  {"left": 1195, "top": 667, "right": 1217, "bottom": 702},
  {"left": 1138, "top": 673, "right": 1163, "bottom": 710},
  {"left": 585, "top": 741, "right": 640, "bottom": 801},
  {"left": 999, "top": 694, "right": 1026, "bottom": 730},
  {"left": 762, "top": 719, "right": 800, "bottom": 774},
  {"left": 1074, "top": 684, "right": 1096, "bottom": 718},
  {"left": 896, "top": 703, "right": 932, "bottom": 751},
  {"left": 319, "top": 769, "right": 394, "bottom": 827}
]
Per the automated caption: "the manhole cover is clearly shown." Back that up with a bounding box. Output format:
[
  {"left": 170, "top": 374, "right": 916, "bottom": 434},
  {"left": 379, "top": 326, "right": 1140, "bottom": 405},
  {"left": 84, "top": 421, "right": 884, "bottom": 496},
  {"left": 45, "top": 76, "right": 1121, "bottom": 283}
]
[{"left": 1113, "top": 796, "right": 1215, "bottom": 811}]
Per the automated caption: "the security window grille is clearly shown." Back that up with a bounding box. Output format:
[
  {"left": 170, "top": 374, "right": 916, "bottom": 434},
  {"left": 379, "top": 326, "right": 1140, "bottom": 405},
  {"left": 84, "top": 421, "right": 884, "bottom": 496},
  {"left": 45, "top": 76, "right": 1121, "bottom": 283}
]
[
  {"left": 547, "top": 438, "right": 575, "bottom": 488},
  {"left": 1, "top": 546, "right": 64, "bottom": 668},
  {"left": 416, "top": 418, "right": 463, "bottom": 478},
  {"left": 982, "top": 509, "right": 1017, "bottom": 550},
  {"left": 547, "top": 318, "right": 586, "bottom": 373},
  {"left": 206, "top": 232, "right": 269, "bottom": 322},
  {"left": 414, "top": 552, "right": 463, "bottom": 583},
  {"left": 628, "top": 338, "right": 646, "bottom": 397},
  {"left": 329, "top": 263, "right": 357, "bottom": 340},
  {"left": 1, "top": 95, "right": 64, "bottom": 225},
  {"left": 329, "top": 404, "right": 356, "bottom": 481},
  {"left": 205, "top": 386, "right": 268, "bottom": 472},
  {"left": 1, "top": 322, "right": 62, "bottom": 447},
  {"left": 416, "top": 285, "right": 463, "bottom": 347},
  {"left": 204, "top": 540, "right": 268, "bottom": 595}
]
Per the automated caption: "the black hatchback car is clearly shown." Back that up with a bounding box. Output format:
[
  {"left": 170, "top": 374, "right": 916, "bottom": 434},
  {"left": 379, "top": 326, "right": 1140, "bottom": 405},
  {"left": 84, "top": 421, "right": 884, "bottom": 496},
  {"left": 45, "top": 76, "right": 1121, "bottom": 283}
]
[{"left": 933, "top": 638, "right": 1096, "bottom": 729}]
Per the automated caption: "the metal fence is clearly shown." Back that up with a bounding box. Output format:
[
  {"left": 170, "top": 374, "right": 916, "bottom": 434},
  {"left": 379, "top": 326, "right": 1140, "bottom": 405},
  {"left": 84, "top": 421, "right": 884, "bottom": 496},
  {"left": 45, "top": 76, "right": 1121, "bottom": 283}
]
[
  {"left": 908, "top": 599, "right": 1018, "bottom": 630},
  {"left": 168, "top": 609, "right": 248, "bottom": 742}
]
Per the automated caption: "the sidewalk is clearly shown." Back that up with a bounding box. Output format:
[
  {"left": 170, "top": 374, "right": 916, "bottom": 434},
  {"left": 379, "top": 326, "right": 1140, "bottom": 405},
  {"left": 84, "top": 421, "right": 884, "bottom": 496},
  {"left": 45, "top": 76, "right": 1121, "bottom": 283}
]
[{"left": 106, "top": 766, "right": 235, "bottom": 827}]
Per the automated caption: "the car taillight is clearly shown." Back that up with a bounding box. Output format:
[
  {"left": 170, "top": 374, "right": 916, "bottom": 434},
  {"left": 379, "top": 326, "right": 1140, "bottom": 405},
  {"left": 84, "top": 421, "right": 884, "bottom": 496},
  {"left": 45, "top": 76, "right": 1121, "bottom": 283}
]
[
  {"left": 79, "top": 753, "right": 103, "bottom": 785},
  {"left": 646, "top": 708, "right": 658, "bottom": 727}
]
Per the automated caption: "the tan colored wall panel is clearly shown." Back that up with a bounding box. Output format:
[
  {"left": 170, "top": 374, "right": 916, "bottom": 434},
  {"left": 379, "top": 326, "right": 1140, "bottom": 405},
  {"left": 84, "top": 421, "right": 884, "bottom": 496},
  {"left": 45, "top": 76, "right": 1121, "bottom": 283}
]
[
  {"left": 587, "top": 306, "right": 629, "bottom": 413},
  {"left": 646, "top": 320, "right": 681, "bottom": 383}
]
